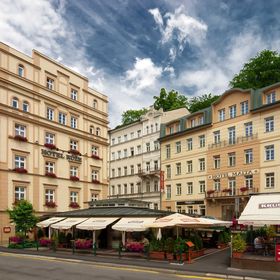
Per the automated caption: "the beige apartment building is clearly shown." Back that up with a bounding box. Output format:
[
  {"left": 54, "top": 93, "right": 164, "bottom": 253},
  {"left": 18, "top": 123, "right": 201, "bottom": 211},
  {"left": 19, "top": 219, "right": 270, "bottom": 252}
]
[
  {"left": 0, "top": 42, "right": 109, "bottom": 242},
  {"left": 108, "top": 106, "right": 188, "bottom": 209},
  {"left": 160, "top": 83, "right": 280, "bottom": 220}
]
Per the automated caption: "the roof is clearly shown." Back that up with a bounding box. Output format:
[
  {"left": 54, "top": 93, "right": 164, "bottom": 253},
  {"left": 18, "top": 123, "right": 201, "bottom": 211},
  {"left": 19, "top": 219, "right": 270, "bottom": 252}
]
[
  {"left": 54, "top": 207, "right": 172, "bottom": 218},
  {"left": 89, "top": 198, "right": 151, "bottom": 207}
]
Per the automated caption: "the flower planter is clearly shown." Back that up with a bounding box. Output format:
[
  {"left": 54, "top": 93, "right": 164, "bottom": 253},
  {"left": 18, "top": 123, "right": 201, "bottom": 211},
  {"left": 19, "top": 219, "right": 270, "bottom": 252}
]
[
  {"left": 92, "top": 179, "right": 100, "bottom": 184},
  {"left": 190, "top": 249, "right": 205, "bottom": 259},
  {"left": 45, "top": 172, "right": 57, "bottom": 178},
  {"left": 207, "top": 190, "right": 215, "bottom": 195},
  {"left": 240, "top": 187, "right": 249, "bottom": 193},
  {"left": 222, "top": 189, "right": 231, "bottom": 193},
  {"left": 44, "top": 143, "right": 57, "bottom": 150},
  {"left": 176, "top": 253, "right": 187, "bottom": 261},
  {"left": 149, "top": 251, "right": 165, "bottom": 260},
  {"left": 39, "top": 238, "right": 52, "bottom": 247},
  {"left": 14, "top": 135, "right": 27, "bottom": 142},
  {"left": 69, "top": 202, "right": 80, "bottom": 209},
  {"left": 166, "top": 253, "right": 175, "bottom": 261},
  {"left": 44, "top": 201, "right": 57, "bottom": 208},
  {"left": 232, "top": 252, "right": 243, "bottom": 259},
  {"left": 13, "top": 167, "right": 27, "bottom": 173},
  {"left": 91, "top": 154, "right": 101, "bottom": 160},
  {"left": 70, "top": 176, "right": 80, "bottom": 181},
  {"left": 68, "top": 149, "right": 81, "bottom": 156}
]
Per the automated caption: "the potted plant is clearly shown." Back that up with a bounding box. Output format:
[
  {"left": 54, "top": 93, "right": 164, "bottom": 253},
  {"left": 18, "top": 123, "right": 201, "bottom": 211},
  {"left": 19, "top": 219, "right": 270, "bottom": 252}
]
[
  {"left": 222, "top": 188, "right": 231, "bottom": 193},
  {"left": 91, "top": 154, "right": 101, "bottom": 160},
  {"left": 70, "top": 176, "right": 80, "bottom": 181},
  {"left": 149, "top": 239, "right": 165, "bottom": 260},
  {"left": 240, "top": 186, "right": 249, "bottom": 193},
  {"left": 165, "top": 237, "right": 175, "bottom": 261},
  {"left": 69, "top": 201, "right": 80, "bottom": 209},
  {"left": 232, "top": 234, "right": 246, "bottom": 258},
  {"left": 174, "top": 237, "right": 187, "bottom": 261},
  {"left": 13, "top": 167, "right": 27, "bottom": 173},
  {"left": 45, "top": 172, "right": 57, "bottom": 178},
  {"left": 44, "top": 201, "right": 57, "bottom": 208},
  {"left": 92, "top": 179, "right": 100, "bottom": 184},
  {"left": 207, "top": 190, "right": 215, "bottom": 195},
  {"left": 44, "top": 143, "right": 57, "bottom": 150},
  {"left": 14, "top": 135, "right": 28, "bottom": 142},
  {"left": 68, "top": 149, "right": 81, "bottom": 156}
]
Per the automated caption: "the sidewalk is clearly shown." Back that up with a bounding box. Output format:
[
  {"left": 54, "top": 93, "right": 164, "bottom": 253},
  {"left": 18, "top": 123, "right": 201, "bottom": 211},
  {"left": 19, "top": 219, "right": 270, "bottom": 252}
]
[{"left": 0, "top": 246, "right": 279, "bottom": 280}]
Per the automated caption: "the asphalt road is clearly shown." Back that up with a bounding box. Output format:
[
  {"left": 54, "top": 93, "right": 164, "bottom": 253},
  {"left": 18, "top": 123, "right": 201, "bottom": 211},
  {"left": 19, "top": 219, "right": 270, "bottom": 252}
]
[{"left": 0, "top": 253, "right": 224, "bottom": 280}]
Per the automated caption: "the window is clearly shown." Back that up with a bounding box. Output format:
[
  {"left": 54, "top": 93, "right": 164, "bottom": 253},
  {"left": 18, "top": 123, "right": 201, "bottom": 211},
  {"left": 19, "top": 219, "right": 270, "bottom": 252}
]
[
  {"left": 111, "top": 169, "right": 115, "bottom": 177},
  {"left": 241, "top": 101, "right": 249, "bottom": 115},
  {"left": 166, "top": 165, "right": 171, "bottom": 179},
  {"left": 70, "top": 191, "right": 78, "bottom": 203},
  {"left": 213, "top": 131, "right": 220, "bottom": 144},
  {"left": 23, "top": 101, "right": 29, "bottom": 112},
  {"left": 70, "top": 166, "right": 78, "bottom": 177},
  {"left": 118, "top": 167, "right": 121, "bottom": 177},
  {"left": 146, "top": 142, "right": 150, "bottom": 152},
  {"left": 45, "top": 132, "right": 55, "bottom": 144},
  {"left": 199, "top": 158, "right": 205, "bottom": 171},
  {"left": 124, "top": 166, "right": 127, "bottom": 176},
  {"left": 137, "top": 184, "right": 141, "bottom": 193},
  {"left": 187, "top": 206, "right": 193, "bottom": 214},
  {"left": 266, "top": 92, "right": 276, "bottom": 104},
  {"left": 245, "top": 149, "right": 253, "bottom": 164},
  {"left": 199, "top": 135, "right": 205, "bottom": 148},
  {"left": 146, "top": 162, "right": 150, "bottom": 171},
  {"left": 187, "top": 182, "right": 193, "bottom": 194},
  {"left": 118, "top": 136, "right": 121, "bottom": 143},
  {"left": 47, "top": 107, "right": 54, "bottom": 121},
  {"left": 93, "top": 99, "right": 98, "bottom": 109},
  {"left": 117, "top": 184, "right": 121, "bottom": 195},
  {"left": 124, "top": 184, "right": 128, "bottom": 194},
  {"left": 265, "top": 173, "right": 275, "bottom": 188},
  {"left": 130, "top": 132, "right": 134, "bottom": 139},
  {"left": 45, "top": 161, "right": 55, "bottom": 173},
  {"left": 117, "top": 150, "right": 121, "bottom": 159},
  {"left": 176, "top": 141, "right": 181, "bottom": 153},
  {"left": 130, "top": 147, "right": 134, "bottom": 156},
  {"left": 91, "top": 145, "right": 99, "bottom": 156},
  {"left": 191, "top": 119, "right": 196, "bottom": 127},
  {"left": 187, "top": 138, "right": 193, "bottom": 151},
  {"left": 46, "top": 77, "right": 54, "bottom": 90},
  {"left": 124, "top": 149, "right": 128, "bottom": 157},
  {"left": 154, "top": 160, "right": 159, "bottom": 170},
  {"left": 137, "top": 130, "right": 141, "bottom": 137},
  {"left": 18, "top": 65, "right": 24, "bottom": 77},
  {"left": 130, "top": 183, "right": 134, "bottom": 194},
  {"left": 89, "top": 126, "right": 94, "bottom": 134},
  {"left": 137, "top": 164, "right": 141, "bottom": 173},
  {"left": 187, "top": 161, "right": 193, "bottom": 173},
  {"left": 228, "top": 152, "right": 236, "bottom": 167},
  {"left": 213, "top": 155, "right": 220, "bottom": 169},
  {"left": 151, "top": 124, "right": 154, "bottom": 133},
  {"left": 154, "top": 180, "right": 159, "bottom": 192},
  {"left": 15, "top": 155, "right": 25, "bottom": 168},
  {"left": 166, "top": 185, "right": 171, "bottom": 199},
  {"left": 198, "top": 116, "right": 204, "bottom": 125},
  {"left": 70, "top": 116, "right": 77, "bottom": 129},
  {"left": 155, "top": 123, "right": 158, "bottom": 131},
  {"left": 15, "top": 187, "right": 26, "bottom": 201},
  {"left": 124, "top": 134, "right": 127, "bottom": 141},
  {"left": 91, "top": 193, "right": 99, "bottom": 201},
  {"left": 111, "top": 138, "right": 115, "bottom": 145},
  {"left": 177, "top": 206, "right": 182, "bottom": 213},
  {"left": 229, "top": 178, "right": 236, "bottom": 195},
  {"left": 111, "top": 152, "right": 115, "bottom": 160},
  {"left": 136, "top": 146, "right": 141, "bottom": 154},
  {"left": 58, "top": 112, "right": 66, "bottom": 125},
  {"left": 214, "top": 179, "right": 220, "bottom": 191},
  {"left": 146, "top": 126, "right": 149, "bottom": 134},
  {"left": 111, "top": 186, "right": 115, "bottom": 196},
  {"left": 218, "top": 109, "right": 225, "bottom": 121},
  {"left": 265, "top": 145, "right": 274, "bottom": 160},
  {"left": 130, "top": 165, "right": 134, "bottom": 175},
  {"left": 15, "top": 124, "right": 26, "bottom": 137},
  {"left": 176, "top": 163, "right": 181, "bottom": 175},
  {"left": 146, "top": 181, "right": 150, "bottom": 193},
  {"left": 229, "top": 105, "right": 237, "bottom": 118},
  {"left": 245, "top": 175, "right": 253, "bottom": 189},
  {"left": 70, "top": 139, "right": 78, "bottom": 150},
  {"left": 265, "top": 117, "right": 274, "bottom": 132},
  {"left": 166, "top": 144, "right": 170, "bottom": 159},
  {"left": 45, "top": 189, "right": 55, "bottom": 202},
  {"left": 12, "top": 97, "right": 19, "bottom": 108},
  {"left": 71, "top": 89, "right": 78, "bottom": 101},
  {"left": 244, "top": 122, "right": 253, "bottom": 137},
  {"left": 91, "top": 170, "right": 99, "bottom": 181},
  {"left": 154, "top": 141, "right": 159, "bottom": 150},
  {"left": 228, "top": 126, "right": 236, "bottom": 144},
  {"left": 199, "top": 181, "right": 205, "bottom": 193},
  {"left": 176, "top": 184, "right": 182, "bottom": 195}
]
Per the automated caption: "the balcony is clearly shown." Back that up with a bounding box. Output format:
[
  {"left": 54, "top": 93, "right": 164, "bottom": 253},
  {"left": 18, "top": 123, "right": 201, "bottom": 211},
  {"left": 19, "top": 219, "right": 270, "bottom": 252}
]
[
  {"left": 137, "top": 169, "right": 160, "bottom": 178},
  {"left": 208, "top": 133, "right": 258, "bottom": 150},
  {"left": 206, "top": 187, "right": 259, "bottom": 199},
  {"left": 109, "top": 191, "right": 161, "bottom": 200}
]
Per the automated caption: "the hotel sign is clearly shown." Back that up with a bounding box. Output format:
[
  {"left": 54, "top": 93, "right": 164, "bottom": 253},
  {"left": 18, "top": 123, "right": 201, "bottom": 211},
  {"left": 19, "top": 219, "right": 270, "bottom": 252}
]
[
  {"left": 208, "top": 169, "right": 258, "bottom": 179},
  {"left": 41, "top": 149, "right": 82, "bottom": 163},
  {"left": 259, "top": 202, "right": 280, "bottom": 209}
]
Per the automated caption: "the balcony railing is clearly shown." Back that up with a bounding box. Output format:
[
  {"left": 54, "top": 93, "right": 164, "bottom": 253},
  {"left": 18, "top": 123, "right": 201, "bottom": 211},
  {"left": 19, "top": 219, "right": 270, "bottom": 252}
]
[
  {"left": 208, "top": 133, "right": 258, "bottom": 150},
  {"left": 137, "top": 168, "right": 160, "bottom": 177},
  {"left": 206, "top": 187, "right": 259, "bottom": 198}
]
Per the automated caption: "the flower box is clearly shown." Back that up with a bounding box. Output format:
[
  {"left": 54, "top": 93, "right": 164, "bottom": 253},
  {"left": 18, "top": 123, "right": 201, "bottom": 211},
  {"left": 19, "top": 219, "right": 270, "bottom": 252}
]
[
  {"left": 126, "top": 242, "right": 144, "bottom": 252},
  {"left": 207, "top": 190, "right": 215, "bottom": 195},
  {"left": 68, "top": 149, "right": 81, "bottom": 156},
  {"left": 39, "top": 238, "right": 52, "bottom": 247},
  {"left": 45, "top": 172, "right": 57, "bottom": 178},
  {"left": 75, "top": 239, "right": 92, "bottom": 249},
  {"left": 44, "top": 201, "right": 57, "bottom": 208},
  {"left": 14, "top": 135, "right": 28, "bottom": 142},
  {"left": 69, "top": 202, "right": 80, "bottom": 209},
  {"left": 70, "top": 176, "right": 80, "bottom": 181},
  {"left": 44, "top": 143, "right": 57, "bottom": 150},
  {"left": 9, "top": 236, "right": 23, "bottom": 244},
  {"left": 222, "top": 188, "right": 231, "bottom": 193},
  {"left": 92, "top": 179, "right": 100, "bottom": 184},
  {"left": 149, "top": 251, "right": 165, "bottom": 260},
  {"left": 240, "top": 187, "right": 249, "bottom": 192},
  {"left": 189, "top": 249, "right": 205, "bottom": 259},
  {"left": 13, "top": 167, "right": 27, "bottom": 173},
  {"left": 176, "top": 253, "right": 187, "bottom": 261},
  {"left": 91, "top": 154, "right": 101, "bottom": 160}
]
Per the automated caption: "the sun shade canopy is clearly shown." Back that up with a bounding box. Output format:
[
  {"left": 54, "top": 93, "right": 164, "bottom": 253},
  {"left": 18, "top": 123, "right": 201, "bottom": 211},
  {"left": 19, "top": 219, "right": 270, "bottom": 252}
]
[
  {"left": 51, "top": 218, "right": 88, "bottom": 230},
  {"left": 112, "top": 217, "right": 156, "bottom": 232},
  {"left": 36, "top": 217, "right": 66, "bottom": 228},
  {"left": 76, "top": 217, "right": 119, "bottom": 230}
]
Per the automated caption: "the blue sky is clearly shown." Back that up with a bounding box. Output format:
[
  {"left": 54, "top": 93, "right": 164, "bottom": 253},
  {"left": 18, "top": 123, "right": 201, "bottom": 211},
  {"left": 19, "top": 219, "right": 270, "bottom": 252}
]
[{"left": 1, "top": 0, "right": 280, "bottom": 127}]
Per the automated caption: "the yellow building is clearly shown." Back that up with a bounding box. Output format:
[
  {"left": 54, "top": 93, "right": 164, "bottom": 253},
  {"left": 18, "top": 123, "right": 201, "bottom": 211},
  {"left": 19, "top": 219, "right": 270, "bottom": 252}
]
[
  {"left": 0, "top": 42, "right": 109, "bottom": 242},
  {"left": 160, "top": 83, "right": 280, "bottom": 220}
]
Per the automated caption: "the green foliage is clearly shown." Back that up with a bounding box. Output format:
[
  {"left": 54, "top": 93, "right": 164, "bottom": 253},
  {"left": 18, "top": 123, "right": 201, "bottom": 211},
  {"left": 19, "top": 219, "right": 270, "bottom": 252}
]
[
  {"left": 188, "top": 94, "right": 219, "bottom": 113},
  {"left": 232, "top": 234, "right": 246, "bottom": 253},
  {"left": 7, "top": 200, "right": 38, "bottom": 238},
  {"left": 174, "top": 237, "right": 187, "bottom": 253},
  {"left": 189, "top": 233, "right": 203, "bottom": 250},
  {"left": 51, "top": 231, "right": 59, "bottom": 249},
  {"left": 164, "top": 237, "right": 175, "bottom": 253},
  {"left": 218, "top": 231, "right": 231, "bottom": 244},
  {"left": 153, "top": 88, "right": 188, "bottom": 112},
  {"left": 149, "top": 239, "right": 165, "bottom": 252},
  {"left": 229, "top": 50, "right": 280, "bottom": 89},
  {"left": 58, "top": 231, "right": 66, "bottom": 243},
  {"left": 121, "top": 108, "right": 148, "bottom": 126},
  {"left": 265, "top": 225, "right": 276, "bottom": 238}
]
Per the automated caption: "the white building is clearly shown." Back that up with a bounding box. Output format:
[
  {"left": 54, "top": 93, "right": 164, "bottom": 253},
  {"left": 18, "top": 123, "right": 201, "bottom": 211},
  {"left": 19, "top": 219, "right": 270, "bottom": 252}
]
[{"left": 108, "top": 106, "right": 189, "bottom": 209}]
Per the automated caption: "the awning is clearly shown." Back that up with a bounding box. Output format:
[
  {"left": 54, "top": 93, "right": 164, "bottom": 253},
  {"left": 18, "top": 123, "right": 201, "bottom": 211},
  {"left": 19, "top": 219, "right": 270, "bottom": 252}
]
[
  {"left": 36, "top": 217, "right": 66, "bottom": 228},
  {"left": 238, "top": 194, "right": 280, "bottom": 226},
  {"left": 197, "top": 217, "right": 232, "bottom": 227},
  {"left": 112, "top": 217, "right": 156, "bottom": 232},
  {"left": 76, "top": 217, "right": 119, "bottom": 230},
  {"left": 51, "top": 218, "right": 88, "bottom": 230}
]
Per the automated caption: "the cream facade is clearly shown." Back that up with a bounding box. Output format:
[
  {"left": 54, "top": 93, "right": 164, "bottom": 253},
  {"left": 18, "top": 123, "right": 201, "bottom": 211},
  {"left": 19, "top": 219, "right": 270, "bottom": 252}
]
[
  {"left": 108, "top": 107, "right": 188, "bottom": 209},
  {"left": 0, "top": 42, "right": 109, "bottom": 242}
]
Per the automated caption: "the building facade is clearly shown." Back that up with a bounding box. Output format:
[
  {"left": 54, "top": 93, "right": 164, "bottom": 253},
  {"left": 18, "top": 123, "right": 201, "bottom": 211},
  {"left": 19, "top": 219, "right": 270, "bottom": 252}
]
[
  {"left": 0, "top": 42, "right": 109, "bottom": 242},
  {"left": 108, "top": 107, "right": 188, "bottom": 209},
  {"left": 160, "top": 84, "right": 280, "bottom": 220}
]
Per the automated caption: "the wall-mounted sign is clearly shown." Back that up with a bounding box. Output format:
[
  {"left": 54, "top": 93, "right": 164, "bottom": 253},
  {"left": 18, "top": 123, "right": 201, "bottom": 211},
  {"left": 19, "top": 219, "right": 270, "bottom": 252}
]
[
  {"left": 3, "top": 227, "right": 11, "bottom": 233},
  {"left": 259, "top": 202, "right": 280, "bottom": 209},
  {"left": 208, "top": 169, "right": 258, "bottom": 180},
  {"left": 41, "top": 149, "right": 82, "bottom": 163}
]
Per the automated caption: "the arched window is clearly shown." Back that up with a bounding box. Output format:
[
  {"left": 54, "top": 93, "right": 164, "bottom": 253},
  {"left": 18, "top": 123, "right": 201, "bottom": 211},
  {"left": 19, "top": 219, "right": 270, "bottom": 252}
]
[
  {"left": 89, "top": 125, "right": 94, "bottom": 134},
  {"left": 96, "top": 127, "right": 101, "bottom": 136},
  {"left": 12, "top": 97, "right": 19, "bottom": 109},
  {"left": 93, "top": 99, "right": 98, "bottom": 109},
  {"left": 18, "top": 64, "right": 24, "bottom": 77},
  {"left": 23, "top": 101, "right": 29, "bottom": 112}
]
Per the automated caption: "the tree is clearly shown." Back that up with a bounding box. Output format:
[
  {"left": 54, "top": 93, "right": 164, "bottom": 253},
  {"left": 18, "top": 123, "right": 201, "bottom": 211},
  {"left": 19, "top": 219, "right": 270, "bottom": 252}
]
[
  {"left": 153, "top": 88, "right": 188, "bottom": 112},
  {"left": 7, "top": 200, "right": 38, "bottom": 238},
  {"left": 188, "top": 94, "right": 220, "bottom": 113},
  {"left": 229, "top": 50, "right": 280, "bottom": 89},
  {"left": 121, "top": 108, "right": 148, "bottom": 125}
]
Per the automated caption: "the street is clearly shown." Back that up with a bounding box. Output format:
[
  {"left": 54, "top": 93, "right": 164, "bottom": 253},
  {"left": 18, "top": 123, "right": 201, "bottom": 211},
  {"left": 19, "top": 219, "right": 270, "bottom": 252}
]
[{"left": 0, "top": 253, "right": 223, "bottom": 280}]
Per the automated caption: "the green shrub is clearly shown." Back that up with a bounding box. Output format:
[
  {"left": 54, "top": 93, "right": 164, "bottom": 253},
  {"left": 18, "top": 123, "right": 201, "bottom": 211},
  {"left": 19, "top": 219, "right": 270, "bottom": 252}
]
[
  {"left": 164, "top": 237, "right": 175, "bottom": 253},
  {"left": 232, "top": 234, "right": 246, "bottom": 253}
]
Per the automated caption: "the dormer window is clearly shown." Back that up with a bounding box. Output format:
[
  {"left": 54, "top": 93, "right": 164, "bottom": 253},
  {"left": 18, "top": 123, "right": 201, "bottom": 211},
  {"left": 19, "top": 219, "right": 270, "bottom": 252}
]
[
  {"left": 18, "top": 65, "right": 24, "bottom": 77},
  {"left": 198, "top": 116, "right": 204, "bottom": 125},
  {"left": 12, "top": 97, "right": 19, "bottom": 109},
  {"left": 191, "top": 119, "right": 195, "bottom": 127},
  {"left": 46, "top": 77, "right": 54, "bottom": 90},
  {"left": 266, "top": 92, "right": 276, "bottom": 104}
]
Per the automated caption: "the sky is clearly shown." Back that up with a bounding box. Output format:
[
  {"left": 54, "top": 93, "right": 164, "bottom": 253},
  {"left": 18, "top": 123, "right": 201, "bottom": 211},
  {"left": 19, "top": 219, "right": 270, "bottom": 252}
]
[{"left": 1, "top": 0, "right": 280, "bottom": 127}]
